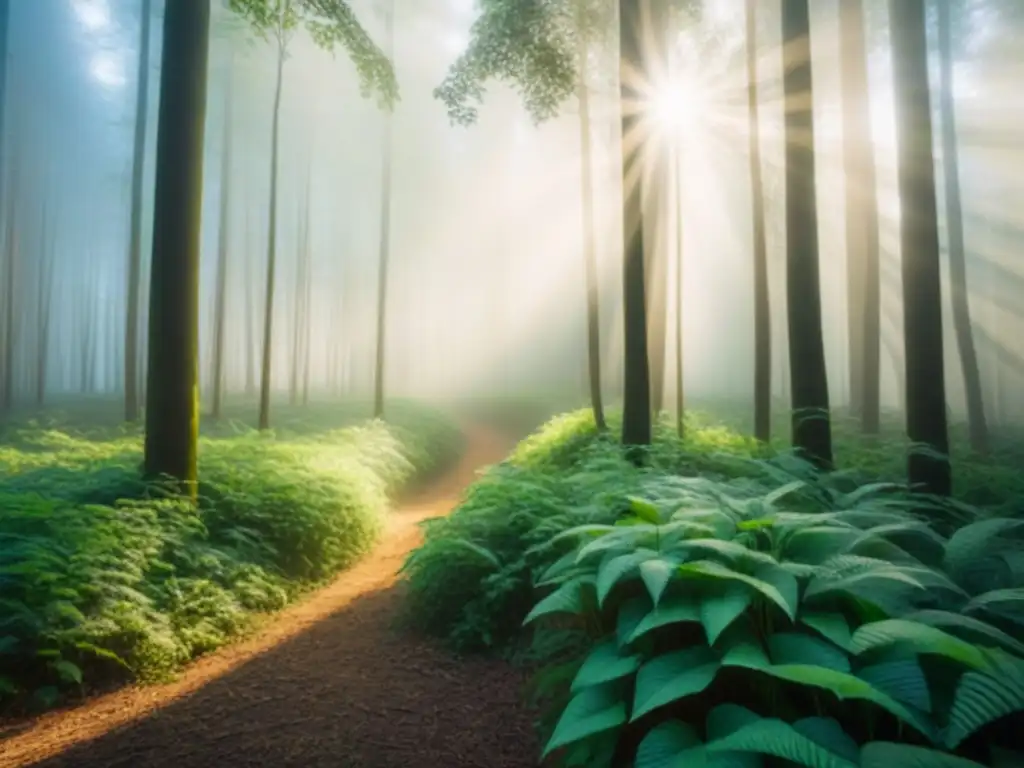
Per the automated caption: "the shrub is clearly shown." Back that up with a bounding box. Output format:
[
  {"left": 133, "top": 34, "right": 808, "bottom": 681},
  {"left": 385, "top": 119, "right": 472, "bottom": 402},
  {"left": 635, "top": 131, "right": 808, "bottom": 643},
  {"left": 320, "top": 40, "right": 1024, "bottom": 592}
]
[
  {"left": 524, "top": 469, "right": 1024, "bottom": 767},
  {"left": 0, "top": 403, "right": 461, "bottom": 712}
]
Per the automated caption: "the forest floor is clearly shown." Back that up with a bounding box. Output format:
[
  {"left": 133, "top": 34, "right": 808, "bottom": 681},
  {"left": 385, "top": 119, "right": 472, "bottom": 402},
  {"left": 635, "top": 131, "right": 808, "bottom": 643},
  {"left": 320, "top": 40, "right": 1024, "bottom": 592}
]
[{"left": 0, "top": 423, "right": 540, "bottom": 768}]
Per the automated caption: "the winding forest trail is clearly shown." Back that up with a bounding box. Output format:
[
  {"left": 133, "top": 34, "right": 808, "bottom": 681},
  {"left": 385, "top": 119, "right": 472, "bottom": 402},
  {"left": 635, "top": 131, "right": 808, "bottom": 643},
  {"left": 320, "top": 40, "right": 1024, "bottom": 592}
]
[{"left": 0, "top": 424, "right": 539, "bottom": 768}]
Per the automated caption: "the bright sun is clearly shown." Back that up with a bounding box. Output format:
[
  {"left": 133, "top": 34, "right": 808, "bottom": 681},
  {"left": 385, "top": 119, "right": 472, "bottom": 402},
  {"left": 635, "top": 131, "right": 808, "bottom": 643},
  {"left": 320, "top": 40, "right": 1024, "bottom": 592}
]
[{"left": 649, "top": 76, "right": 705, "bottom": 135}]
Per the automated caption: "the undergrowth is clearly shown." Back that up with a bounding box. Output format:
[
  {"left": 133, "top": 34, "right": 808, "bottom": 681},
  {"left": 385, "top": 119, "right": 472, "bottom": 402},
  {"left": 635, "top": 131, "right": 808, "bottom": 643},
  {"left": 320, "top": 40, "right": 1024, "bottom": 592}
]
[
  {"left": 0, "top": 400, "right": 462, "bottom": 713},
  {"left": 400, "top": 407, "right": 1024, "bottom": 766}
]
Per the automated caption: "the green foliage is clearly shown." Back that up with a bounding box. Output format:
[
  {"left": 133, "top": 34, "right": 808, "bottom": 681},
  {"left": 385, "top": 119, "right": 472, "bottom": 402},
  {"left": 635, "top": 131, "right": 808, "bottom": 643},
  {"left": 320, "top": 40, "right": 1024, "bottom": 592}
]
[
  {"left": 0, "top": 402, "right": 460, "bottom": 711},
  {"left": 227, "top": 0, "right": 398, "bottom": 108},
  {"left": 435, "top": 0, "right": 704, "bottom": 125},
  {"left": 400, "top": 406, "right": 1024, "bottom": 766}
]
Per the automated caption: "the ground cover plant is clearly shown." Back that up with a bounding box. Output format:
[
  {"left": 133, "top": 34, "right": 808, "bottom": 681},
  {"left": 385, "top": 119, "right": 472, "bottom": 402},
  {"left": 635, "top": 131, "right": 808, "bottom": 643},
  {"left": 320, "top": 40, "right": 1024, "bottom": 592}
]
[
  {"left": 0, "top": 398, "right": 463, "bottom": 713},
  {"left": 400, "top": 406, "right": 1024, "bottom": 767}
]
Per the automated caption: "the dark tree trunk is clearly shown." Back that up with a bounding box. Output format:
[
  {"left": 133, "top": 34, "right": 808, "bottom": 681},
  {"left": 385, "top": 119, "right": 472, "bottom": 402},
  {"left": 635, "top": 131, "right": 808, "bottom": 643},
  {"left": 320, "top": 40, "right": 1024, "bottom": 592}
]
[
  {"left": 211, "top": 74, "right": 232, "bottom": 420},
  {"left": 839, "top": 0, "right": 881, "bottom": 435},
  {"left": 372, "top": 0, "right": 394, "bottom": 419},
  {"left": 782, "top": 0, "right": 833, "bottom": 469},
  {"left": 1, "top": 188, "right": 14, "bottom": 412},
  {"left": 125, "top": 0, "right": 153, "bottom": 423},
  {"left": 576, "top": 34, "right": 606, "bottom": 431},
  {"left": 618, "top": 0, "right": 652, "bottom": 457},
  {"left": 937, "top": 0, "right": 988, "bottom": 455},
  {"left": 258, "top": 25, "right": 286, "bottom": 431},
  {"left": 143, "top": 0, "right": 210, "bottom": 499},
  {"left": 746, "top": 0, "right": 771, "bottom": 443},
  {"left": 0, "top": 0, "right": 10, "bottom": 411},
  {"left": 889, "top": 0, "right": 951, "bottom": 495}
]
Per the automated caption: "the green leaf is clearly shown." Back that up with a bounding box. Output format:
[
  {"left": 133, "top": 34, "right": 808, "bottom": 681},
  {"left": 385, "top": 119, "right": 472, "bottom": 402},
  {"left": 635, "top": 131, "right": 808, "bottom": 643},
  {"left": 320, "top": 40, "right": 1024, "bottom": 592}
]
[
  {"left": 944, "top": 649, "right": 1024, "bottom": 749},
  {"left": 632, "top": 646, "right": 720, "bottom": 721},
  {"left": 904, "top": 609, "right": 1024, "bottom": 658},
  {"left": 524, "top": 575, "right": 592, "bottom": 625},
  {"left": 800, "top": 611, "right": 853, "bottom": 651},
  {"left": 768, "top": 632, "right": 851, "bottom": 673},
  {"left": 635, "top": 721, "right": 702, "bottom": 768},
  {"left": 640, "top": 558, "right": 677, "bottom": 606},
  {"left": 964, "top": 588, "right": 1024, "bottom": 628},
  {"left": 857, "top": 659, "right": 932, "bottom": 713},
  {"left": 53, "top": 659, "right": 83, "bottom": 685},
  {"left": 701, "top": 584, "right": 754, "bottom": 645},
  {"left": 705, "top": 717, "right": 858, "bottom": 768},
  {"left": 571, "top": 641, "right": 642, "bottom": 692},
  {"left": 542, "top": 684, "right": 627, "bottom": 759},
  {"left": 850, "top": 619, "right": 994, "bottom": 673},
  {"left": 760, "top": 664, "right": 934, "bottom": 739},
  {"left": 629, "top": 497, "right": 663, "bottom": 525},
  {"left": 860, "top": 742, "right": 988, "bottom": 768},
  {"left": 628, "top": 594, "right": 701, "bottom": 644},
  {"left": 597, "top": 550, "right": 654, "bottom": 605},
  {"left": 678, "top": 560, "right": 796, "bottom": 620},
  {"left": 617, "top": 596, "right": 652, "bottom": 647},
  {"left": 791, "top": 717, "right": 860, "bottom": 763},
  {"left": 720, "top": 638, "right": 771, "bottom": 671}
]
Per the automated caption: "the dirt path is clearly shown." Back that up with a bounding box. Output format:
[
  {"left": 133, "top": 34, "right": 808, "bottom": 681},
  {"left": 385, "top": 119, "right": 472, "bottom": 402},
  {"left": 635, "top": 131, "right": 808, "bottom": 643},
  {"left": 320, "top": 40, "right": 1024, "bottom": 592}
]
[{"left": 0, "top": 425, "right": 539, "bottom": 768}]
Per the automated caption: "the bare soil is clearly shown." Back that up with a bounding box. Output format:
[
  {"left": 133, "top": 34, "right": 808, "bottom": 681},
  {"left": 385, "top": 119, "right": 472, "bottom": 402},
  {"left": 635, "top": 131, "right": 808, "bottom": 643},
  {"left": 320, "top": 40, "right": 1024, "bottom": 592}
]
[{"left": 0, "top": 425, "right": 539, "bottom": 768}]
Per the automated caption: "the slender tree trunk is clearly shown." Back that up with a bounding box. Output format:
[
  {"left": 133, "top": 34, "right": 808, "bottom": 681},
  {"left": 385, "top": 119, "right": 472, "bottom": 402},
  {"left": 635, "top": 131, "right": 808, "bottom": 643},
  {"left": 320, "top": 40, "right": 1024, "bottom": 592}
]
[
  {"left": 301, "top": 200, "right": 312, "bottom": 406},
  {"left": 143, "top": 0, "right": 210, "bottom": 499},
  {"left": 619, "top": 0, "right": 652, "bottom": 457},
  {"left": 372, "top": 0, "right": 394, "bottom": 419},
  {"left": 746, "top": 0, "right": 771, "bottom": 443},
  {"left": 839, "top": 0, "right": 881, "bottom": 435},
  {"left": 672, "top": 139, "right": 684, "bottom": 437},
  {"left": 576, "top": 35, "right": 606, "bottom": 431},
  {"left": 289, "top": 198, "right": 304, "bottom": 406},
  {"left": 258, "top": 20, "right": 287, "bottom": 431},
  {"left": 244, "top": 205, "right": 255, "bottom": 396},
  {"left": 35, "top": 201, "right": 53, "bottom": 407},
  {"left": 782, "top": 0, "right": 833, "bottom": 469},
  {"left": 211, "top": 72, "right": 232, "bottom": 420},
  {"left": 937, "top": 0, "right": 988, "bottom": 455},
  {"left": 124, "top": 0, "right": 153, "bottom": 423},
  {"left": 2, "top": 188, "right": 14, "bottom": 411},
  {"left": 889, "top": 0, "right": 951, "bottom": 495}
]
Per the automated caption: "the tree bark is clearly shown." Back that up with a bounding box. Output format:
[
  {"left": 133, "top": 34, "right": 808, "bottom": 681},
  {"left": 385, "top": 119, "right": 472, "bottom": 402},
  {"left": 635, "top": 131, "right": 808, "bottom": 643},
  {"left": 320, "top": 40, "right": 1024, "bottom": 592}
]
[
  {"left": 889, "top": 0, "right": 952, "bottom": 495},
  {"left": 937, "top": 0, "right": 988, "bottom": 455},
  {"left": 782, "top": 0, "right": 833, "bottom": 469},
  {"left": 619, "top": 0, "right": 652, "bottom": 458},
  {"left": 372, "top": 0, "right": 394, "bottom": 419},
  {"left": 746, "top": 0, "right": 771, "bottom": 443},
  {"left": 142, "top": 0, "right": 210, "bottom": 499},
  {"left": 125, "top": 0, "right": 153, "bottom": 423},
  {"left": 211, "top": 69, "right": 232, "bottom": 421}
]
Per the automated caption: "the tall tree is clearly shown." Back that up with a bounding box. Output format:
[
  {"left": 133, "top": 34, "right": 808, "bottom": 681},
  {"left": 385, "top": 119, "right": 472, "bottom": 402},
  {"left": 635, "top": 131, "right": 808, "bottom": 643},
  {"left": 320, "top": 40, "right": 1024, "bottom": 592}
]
[
  {"left": 125, "top": 0, "right": 154, "bottom": 423},
  {"left": 35, "top": 199, "right": 54, "bottom": 407},
  {"left": 889, "top": 0, "right": 951, "bottom": 494},
  {"left": 746, "top": 0, "right": 770, "bottom": 443},
  {"left": 936, "top": 0, "right": 988, "bottom": 455},
  {"left": 229, "top": 0, "right": 396, "bottom": 430},
  {"left": 839, "top": 0, "right": 881, "bottom": 435},
  {"left": 372, "top": 0, "right": 394, "bottom": 419},
  {"left": 210, "top": 69, "right": 233, "bottom": 421},
  {"left": 781, "top": 0, "right": 832, "bottom": 469},
  {"left": 143, "top": 0, "right": 211, "bottom": 498}
]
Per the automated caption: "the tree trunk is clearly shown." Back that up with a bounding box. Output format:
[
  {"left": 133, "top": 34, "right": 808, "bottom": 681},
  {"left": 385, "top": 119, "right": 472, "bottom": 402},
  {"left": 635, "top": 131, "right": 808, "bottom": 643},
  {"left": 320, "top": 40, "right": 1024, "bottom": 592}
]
[
  {"left": 839, "top": 0, "right": 881, "bottom": 435},
  {"left": 211, "top": 71, "right": 232, "bottom": 421},
  {"left": 672, "top": 139, "right": 684, "bottom": 438},
  {"left": 619, "top": 0, "right": 652, "bottom": 457},
  {"left": 746, "top": 0, "right": 771, "bottom": 443},
  {"left": 258, "top": 23, "right": 286, "bottom": 431},
  {"left": 143, "top": 0, "right": 210, "bottom": 499},
  {"left": 782, "top": 0, "right": 833, "bottom": 469},
  {"left": 937, "top": 0, "right": 988, "bottom": 455},
  {"left": 889, "top": 0, "right": 951, "bottom": 494},
  {"left": 2, "top": 187, "right": 15, "bottom": 411},
  {"left": 289, "top": 194, "right": 305, "bottom": 406},
  {"left": 576, "top": 35, "right": 606, "bottom": 431},
  {"left": 372, "top": 0, "right": 394, "bottom": 419},
  {"left": 124, "top": 0, "right": 153, "bottom": 423},
  {"left": 244, "top": 205, "right": 255, "bottom": 396},
  {"left": 35, "top": 201, "right": 53, "bottom": 407}
]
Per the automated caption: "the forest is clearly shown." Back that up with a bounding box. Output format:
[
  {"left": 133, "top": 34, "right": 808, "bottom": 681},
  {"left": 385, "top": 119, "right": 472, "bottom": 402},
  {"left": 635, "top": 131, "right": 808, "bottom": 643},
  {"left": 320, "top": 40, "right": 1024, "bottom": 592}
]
[{"left": 0, "top": 0, "right": 1022, "bottom": 766}]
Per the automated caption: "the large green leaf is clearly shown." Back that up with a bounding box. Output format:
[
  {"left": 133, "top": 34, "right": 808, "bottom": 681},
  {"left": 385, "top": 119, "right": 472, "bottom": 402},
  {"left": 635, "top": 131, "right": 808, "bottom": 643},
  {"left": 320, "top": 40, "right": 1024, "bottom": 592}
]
[
  {"left": 571, "top": 640, "right": 642, "bottom": 692},
  {"left": 701, "top": 584, "right": 754, "bottom": 645},
  {"left": 799, "top": 611, "right": 853, "bottom": 651},
  {"left": 632, "top": 646, "right": 720, "bottom": 721},
  {"left": 635, "top": 721, "right": 702, "bottom": 768},
  {"left": 850, "top": 619, "right": 994, "bottom": 672},
  {"left": 944, "top": 518, "right": 1024, "bottom": 579},
  {"left": 617, "top": 596, "right": 652, "bottom": 647},
  {"left": 542, "top": 684, "right": 627, "bottom": 759},
  {"left": 678, "top": 560, "right": 796, "bottom": 620},
  {"left": 859, "top": 742, "right": 987, "bottom": 768},
  {"left": 524, "top": 575, "right": 593, "bottom": 625},
  {"left": 791, "top": 718, "right": 860, "bottom": 763},
  {"left": 704, "top": 717, "right": 858, "bottom": 767},
  {"left": 628, "top": 594, "right": 701, "bottom": 644},
  {"left": 759, "top": 664, "right": 935, "bottom": 739},
  {"left": 857, "top": 659, "right": 932, "bottom": 712},
  {"left": 640, "top": 558, "right": 678, "bottom": 606},
  {"left": 964, "top": 588, "right": 1024, "bottom": 628},
  {"left": 904, "top": 609, "right": 1024, "bottom": 658},
  {"left": 944, "top": 649, "right": 1024, "bottom": 749},
  {"left": 768, "top": 632, "right": 851, "bottom": 672},
  {"left": 597, "top": 550, "right": 656, "bottom": 605}
]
